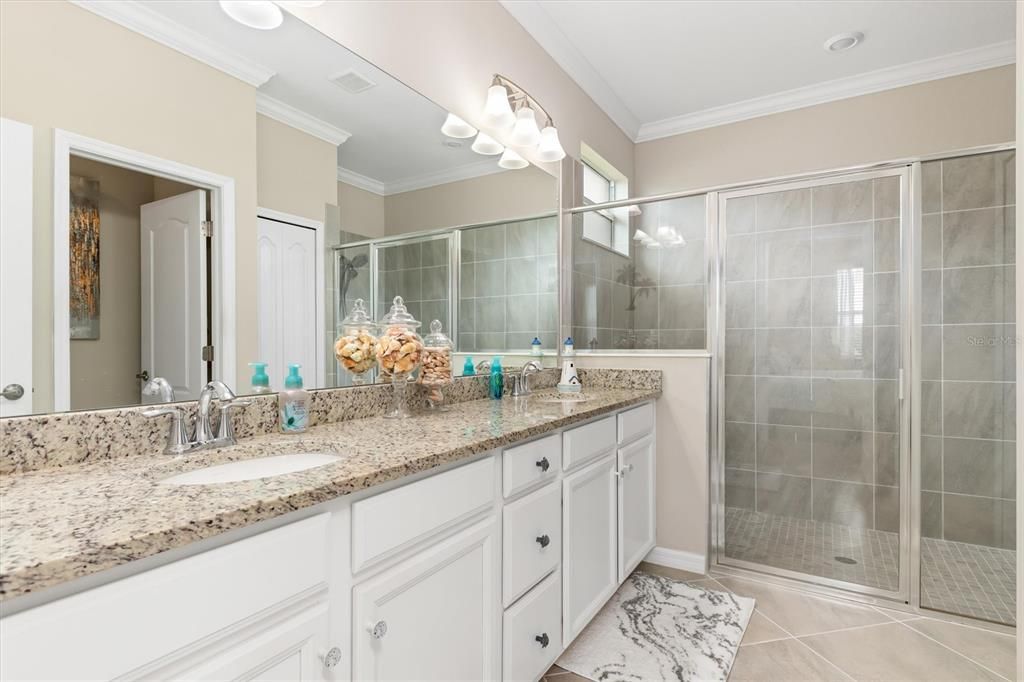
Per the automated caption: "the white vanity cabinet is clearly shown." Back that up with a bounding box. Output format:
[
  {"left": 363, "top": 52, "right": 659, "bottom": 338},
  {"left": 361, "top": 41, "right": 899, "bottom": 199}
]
[{"left": 616, "top": 404, "right": 657, "bottom": 581}]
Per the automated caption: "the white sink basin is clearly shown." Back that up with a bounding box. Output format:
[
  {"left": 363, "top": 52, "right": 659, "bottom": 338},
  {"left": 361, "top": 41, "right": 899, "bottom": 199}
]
[{"left": 160, "top": 452, "right": 341, "bottom": 485}]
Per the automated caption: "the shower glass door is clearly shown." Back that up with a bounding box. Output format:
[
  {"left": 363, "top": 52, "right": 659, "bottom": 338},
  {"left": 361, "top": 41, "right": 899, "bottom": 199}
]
[{"left": 717, "top": 168, "right": 909, "bottom": 598}]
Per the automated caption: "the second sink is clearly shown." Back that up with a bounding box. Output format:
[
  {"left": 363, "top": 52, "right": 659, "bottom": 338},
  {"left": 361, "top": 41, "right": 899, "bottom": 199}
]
[{"left": 160, "top": 452, "right": 341, "bottom": 485}]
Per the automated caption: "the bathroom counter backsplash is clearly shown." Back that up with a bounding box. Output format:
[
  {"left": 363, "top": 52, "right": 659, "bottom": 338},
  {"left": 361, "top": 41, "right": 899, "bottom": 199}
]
[
  {"left": 0, "top": 367, "right": 658, "bottom": 476},
  {"left": 0, "top": 375, "right": 660, "bottom": 601}
]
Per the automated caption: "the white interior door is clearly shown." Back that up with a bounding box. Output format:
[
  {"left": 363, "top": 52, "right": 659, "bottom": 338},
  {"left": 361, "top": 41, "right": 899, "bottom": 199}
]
[
  {"left": 257, "top": 217, "right": 316, "bottom": 391},
  {"left": 0, "top": 118, "right": 34, "bottom": 416},
  {"left": 140, "top": 190, "right": 207, "bottom": 402}
]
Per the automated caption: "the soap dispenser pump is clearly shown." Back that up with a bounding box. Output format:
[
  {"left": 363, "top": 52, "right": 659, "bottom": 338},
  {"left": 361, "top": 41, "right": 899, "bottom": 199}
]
[
  {"left": 488, "top": 356, "right": 504, "bottom": 399},
  {"left": 248, "top": 361, "right": 272, "bottom": 395}
]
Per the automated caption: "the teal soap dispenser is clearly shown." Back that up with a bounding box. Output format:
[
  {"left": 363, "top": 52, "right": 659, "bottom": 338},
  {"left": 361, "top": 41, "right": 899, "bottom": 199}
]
[
  {"left": 248, "top": 361, "right": 273, "bottom": 395},
  {"left": 279, "top": 364, "right": 309, "bottom": 433},
  {"left": 488, "top": 356, "right": 504, "bottom": 399}
]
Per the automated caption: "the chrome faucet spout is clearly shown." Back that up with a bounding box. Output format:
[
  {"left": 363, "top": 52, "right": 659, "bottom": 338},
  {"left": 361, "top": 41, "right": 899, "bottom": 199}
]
[
  {"left": 196, "top": 380, "right": 238, "bottom": 444},
  {"left": 512, "top": 361, "right": 543, "bottom": 397}
]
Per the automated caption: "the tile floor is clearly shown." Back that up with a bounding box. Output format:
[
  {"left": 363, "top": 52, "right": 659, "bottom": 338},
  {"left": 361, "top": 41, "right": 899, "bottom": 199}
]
[
  {"left": 725, "top": 507, "right": 1017, "bottom": 625},
  {"left": 543, "top": 562, "right": 1016, "bottom": 681}
]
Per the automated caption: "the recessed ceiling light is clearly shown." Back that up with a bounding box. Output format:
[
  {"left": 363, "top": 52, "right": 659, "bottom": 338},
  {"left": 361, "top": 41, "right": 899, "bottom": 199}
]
[
  {"left": 219, "top": 1, "right": 283, "bottom": 30},
  {"left": 824, "top": 32, "right": 863, "bottom": 53}
]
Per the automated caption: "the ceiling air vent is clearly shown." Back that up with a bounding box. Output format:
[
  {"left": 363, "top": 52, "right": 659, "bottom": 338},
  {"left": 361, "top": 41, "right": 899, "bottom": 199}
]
[{"left": 329, "top": 69, "right": 376, "bottom": 94}]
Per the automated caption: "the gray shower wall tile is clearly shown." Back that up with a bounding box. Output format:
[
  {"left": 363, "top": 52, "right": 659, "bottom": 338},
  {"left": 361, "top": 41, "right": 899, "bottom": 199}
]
[
  {"left": 921, "top": 436, "right": 942, "bottom": 492},
  {"left": 756, "top": 188, "right": 811, "bottom": 231},
  {"left": 421, "top": 238, "right": 447, "bottom": 267},
  {"left": 726, "top": 282, "right": 755, "bottom": 329},
  {"left": 874, "top": 218, "right": 900, "bottom": 273},
  {"left": 473, "top": 224, "right": 506, "bottom": 261},
  {"left": 874, "top": 379, "right": 899, "bottom": 434},
  {"left": 942, "top": 493, "right": 1015, "bottom": 550},
  {"left": 755, "top": 376, "right": 813, "bottom": 427},
  {"left": 874, "top": 176, "right": 900, "bottom": 220},
  {"left": 943, "top": 206, "right": 1015, "bottom": 268},
  {"left": 943, "top": 265, "right": 1015, "bottom": 324},
  {"left": 922, "top": 214, "right": 943, "bottom": 269},
  {"left": 811, "top": 378, "right": 873, "bottom": 431},
  {"left": 756, "top": 473, "right": 812, "bottom": 519},
  {"left": 812, "top": 428, "right": 873, "bottom": 484},
  {"left": 726, "top": 233, "right": 756, "bottom": 282},
  {"left": 942, "top": 437, "right": 1015, "bottom": 500},
  {"left": 942, "top": 380, "right": 1015, "bottom": 441},
  {"left": 756, "top": 278, "right": 812, "bottom": 328},
  {"left": 506, "top": 220, "right": 538, "bottom": 258},
  {"left": 921, "top": 380, "right": 943, "bottom": 436},
  {"left": 725, "top": 329, "right": 755, "bottom": 375},
  {"left": 756, "top": 424, "right": 812, "bottom": 476},
  {"left": 812, "top": 479, "right": 874, "bottom": 528},
  {"left": 506, "top": 257, "right": 537, "bottom": 296},
  {"left": 659, "top": 240, "right": 705, "bottom": 285},
  {"left": 658, "top": 284, "right": 705, "bottom": 330},
  {"left": 875, "top": 432, "right": 899, "bottom": 487},
  {"left": 756, "top": 228, "right": 814, "bottom": 279},
  {"left": 940, "top": 150, "right": 1015, "bottom": 212},
  {"left": 505, "top": 295, "right": 538, "bottom": 332},
  {"left": 726, "top": 468, "right": 755, "bottom": 510},
  {"left": 812, "top": 180, "right": 873, "bottom": 225},
  {"left": 921, "top": 325, "right": 942, "bottom": 380},
  {"left": 725, "top": 421, "right": 755, "bottom": 470},
  {"left": 922, "top": 270, "right": 942, "bottom": 324},
  {"left": 922, "top": 490, "right": 942, "bottom": 539},
  {"left": 727, "top": 195, "right": 756, "bottom": 235},
  {"left": 421, "top": 266, "right": 448, "bottom": 301},
  {"left": 814, "top": 326, "right": 873, "bottom": 378},
  {"left": 756, "top": 328, "right": 813, "bottom": 376},
  {"left": 873, "top": 325, "right": 899, "bottom": 379},
  {"left": 811, "top": 274, "right": 873, "bottom": 328},
  {"left": 922, "top": 160, "right": 942, "bottom": 214},
  {"left": 942, "top": 324, "right": 1015, "bottom": 382},
  {"left": 875, "top": 486, "right": 900, "bottom": 533},
  {"left": 873, "top": 272, "right": 901, "bottom": 326},
  {"left": 725, "top": 375, "right": 755, "bottom": 422},
  {"left": 812, "top": 221, "right": 873, "bottom": 277}
]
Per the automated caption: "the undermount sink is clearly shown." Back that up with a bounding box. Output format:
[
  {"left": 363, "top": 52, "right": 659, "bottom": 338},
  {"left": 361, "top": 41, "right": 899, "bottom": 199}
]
[
  {"left": 159, "top": 452, "right": 341, "bottom": 485},
  {"left": 537, "top": 393, "right": 593, "bottom": 404}
]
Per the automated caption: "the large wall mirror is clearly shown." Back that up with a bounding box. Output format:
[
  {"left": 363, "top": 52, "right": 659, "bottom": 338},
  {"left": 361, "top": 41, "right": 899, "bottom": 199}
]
[{"left": 0, "top": 0, "right": 558, "bottom": 416}]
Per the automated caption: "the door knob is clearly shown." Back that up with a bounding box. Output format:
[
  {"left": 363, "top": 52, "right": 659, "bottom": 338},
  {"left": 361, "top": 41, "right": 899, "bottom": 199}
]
[
  {"left": 535, "top": 534, "right": 550, "bottom": 548},
  {"left": 535, "top": 633, "right": 550, "bottom": 648},
  {"left": 369, "top": 620, "right": 388, "bottom": 639},
  {"left": 1, "top": 384, "right": 24, "bottom": 401},
  {"left": 319, "top": 646, "right": 342, "bottom": 669},
  {"left": 536, "top": 457, "right": 550, "bottom": 472},
  {"left": 135, "top": 370, "right": 150, "bottom": 381}
]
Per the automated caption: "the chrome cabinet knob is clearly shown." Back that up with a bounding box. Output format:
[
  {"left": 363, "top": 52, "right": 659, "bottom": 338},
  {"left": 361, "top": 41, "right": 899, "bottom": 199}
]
[
  {"left": 320, "top": 646, "right": 342, "bottom": 669},
  {"left": 535, "top": 632, "right": 550, "bottom": 648},
  {"left": 1, "top": 384, "right": 24, "bottom": 401},
  {"left": 369, "top": 620, "right": 388, "bottom": 639},
  {"left": 535, "top": 534, "right": 550, "bottom": 548},
  {"left": 535, "top": 457, "right": 550, "bottom": 472}
]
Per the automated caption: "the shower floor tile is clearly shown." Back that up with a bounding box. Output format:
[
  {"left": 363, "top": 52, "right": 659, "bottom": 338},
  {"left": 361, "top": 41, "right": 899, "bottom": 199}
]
[{"left": 723, "top": 507, "right": 1016, "bottom": 626}]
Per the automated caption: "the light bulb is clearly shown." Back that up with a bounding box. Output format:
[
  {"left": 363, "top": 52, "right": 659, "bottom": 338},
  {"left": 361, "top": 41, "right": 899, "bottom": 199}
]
[
  {"left": 471, "top": 132, "right": 504, "bottom": 156},
  {"left": 498, "top": 148, "right": 529, "bottom": 170},
  {"left": 509, "top": 107, "right": 542, "bottom": 147},
  {"left": 633, "top": 229, "right": 650, "bottom": 241},
  {"left": 536, "top": 125, "right": 566, "bottom": 162},
  {"left": 219, "top": 0, "right": 283, "bottom": 29},
  {"left": 482, "top": 84, "right": 516, "bottom": 130},
  {"left": 440, "top": 113, "right": 477, "bottom": 139}
]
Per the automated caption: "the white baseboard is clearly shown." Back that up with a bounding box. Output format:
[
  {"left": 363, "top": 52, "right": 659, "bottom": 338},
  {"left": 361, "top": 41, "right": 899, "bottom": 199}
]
[{"left": 644, "top": 546, "right": 708, "bottom": 575}]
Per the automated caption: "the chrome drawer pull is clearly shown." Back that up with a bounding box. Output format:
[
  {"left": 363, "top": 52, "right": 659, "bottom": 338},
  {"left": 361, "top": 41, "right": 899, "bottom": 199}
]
[
  {"left": 536, "top": 534, "right": 550, "bottom": 548},
  {"left": 535, "top": 632, "right": 550, "bottom": 648},
  {"left": 536, "top": 456, "right": 550, "bottom": 472}
]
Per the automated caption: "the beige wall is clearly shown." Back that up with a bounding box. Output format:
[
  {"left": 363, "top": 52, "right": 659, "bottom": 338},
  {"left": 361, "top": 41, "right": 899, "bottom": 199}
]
[
  {"left": 67, "top": 157, "right": 151, "bottom": 410},
  {"left": 257, "top": 114, "right": 338, "bottom": 223},
  {"left": 1, "top": 0, "right": 259, "bottom": 411},
  {"left": 338, "top": 181, "right": 386, "bottom": 239},
  {"left": 384, "top": 165, "right": 558, "bottom": 235},
  {"left": 285, "top": 1, "right": 634, "bottom": 184},
  {"left": 635, "top": 66, "right": 1016, "bottom": 196}
]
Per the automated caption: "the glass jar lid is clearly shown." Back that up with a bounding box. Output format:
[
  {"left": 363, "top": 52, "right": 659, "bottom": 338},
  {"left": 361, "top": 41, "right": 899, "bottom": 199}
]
[
  {"left": 341, "top": 298, "right": 374, "bottom": 328},
  {"left": 380, "top": 295, "right": 420, "bottom": 328},
  {"left": 423, "top": 319, "right": 452, "bottom": 348}
]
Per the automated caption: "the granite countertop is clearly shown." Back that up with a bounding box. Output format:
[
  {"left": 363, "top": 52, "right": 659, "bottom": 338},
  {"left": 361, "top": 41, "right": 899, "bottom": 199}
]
[{"left": 0, "top": 386, "right": 658, "bottom": 602}]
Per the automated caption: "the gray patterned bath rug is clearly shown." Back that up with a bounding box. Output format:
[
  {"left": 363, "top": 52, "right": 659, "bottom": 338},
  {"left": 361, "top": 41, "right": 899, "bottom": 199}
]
[{"left": 557, "top": 571, "right": 754, "bottom": 681}]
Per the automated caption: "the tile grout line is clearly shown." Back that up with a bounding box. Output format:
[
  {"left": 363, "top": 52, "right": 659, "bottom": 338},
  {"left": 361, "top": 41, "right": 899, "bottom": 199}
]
[{"left": 892, "top": 618, "right": 1011, "bottom": 682}]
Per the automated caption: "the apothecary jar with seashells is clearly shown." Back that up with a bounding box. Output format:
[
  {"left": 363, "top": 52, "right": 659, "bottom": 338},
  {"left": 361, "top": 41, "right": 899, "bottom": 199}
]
[{"left": 375, "top": 296, "right": 424, "bottom": 419}]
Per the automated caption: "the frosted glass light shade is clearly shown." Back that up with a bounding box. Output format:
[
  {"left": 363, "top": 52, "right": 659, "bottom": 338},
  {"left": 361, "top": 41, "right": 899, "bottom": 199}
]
[
  {"left": 219, "top": 1, "right": 283, "bottom": 29},
  {"left": 536, "top": 125, "right": 566, "bottom": 162},
  {"left": 509, "top": 107, "right": 541, "bottom": 147},
  {"left": 471, "top": 132, "right": 504, "bottom": 156},
  {"left": 441, "top": 113, "right": 477, "bottom": 139},
  {"left": 498, "top": 148, "right": 529, "bottom": 170},
  {"left": 482, "top": 85, "right": 516, "bottom": 129}
]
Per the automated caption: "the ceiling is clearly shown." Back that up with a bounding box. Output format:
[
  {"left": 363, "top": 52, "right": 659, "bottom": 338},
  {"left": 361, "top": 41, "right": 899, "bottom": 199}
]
[
  {"left": 88, "top": 0, "right": 509, "bottom": 193},
  {"left": 501, "top": 0, "right": 1016, "bottom": 142}
]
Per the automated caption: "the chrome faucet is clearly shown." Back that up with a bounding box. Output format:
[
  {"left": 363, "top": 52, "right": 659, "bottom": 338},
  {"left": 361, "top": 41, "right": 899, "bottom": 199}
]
[
  {"left": 511, "top": 361, "right": 542, "bottom": 397},
  {"left": 144, "top": 380, "right": 251, "bottom": 455}
]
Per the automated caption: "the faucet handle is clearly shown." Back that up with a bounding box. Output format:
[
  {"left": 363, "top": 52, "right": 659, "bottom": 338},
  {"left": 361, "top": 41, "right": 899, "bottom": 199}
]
[
  {"left": 142, "top": 406, "right": 193, "bottom": 455},
  {"left": 216, "top": 398, "right": 253, "bottom": 443}
]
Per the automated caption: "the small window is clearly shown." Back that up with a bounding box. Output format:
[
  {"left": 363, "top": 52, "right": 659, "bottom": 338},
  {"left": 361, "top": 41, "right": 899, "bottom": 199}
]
[{"left": 580, "top": 162, "right": 628, "bottom": 256}]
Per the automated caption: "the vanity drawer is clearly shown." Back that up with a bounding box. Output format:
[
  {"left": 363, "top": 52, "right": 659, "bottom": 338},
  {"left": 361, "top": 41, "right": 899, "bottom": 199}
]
[
  {"left": 503, "top": 569, "right": 562, "bottom": 682},
  {"left": 618, "top": 402, "right": 654, "bottom": 445},
  {"left": 503, "top": 481, "right": 561, "bottom": 607},
  {"left": 562, "top": 416, "right": 616, "bottom": 470},
  {"left": 503, "top": 434, "right": 559, "bottom": 498},
  {"left": 352, "top": 456, "right": 495, "bottom": 572}
]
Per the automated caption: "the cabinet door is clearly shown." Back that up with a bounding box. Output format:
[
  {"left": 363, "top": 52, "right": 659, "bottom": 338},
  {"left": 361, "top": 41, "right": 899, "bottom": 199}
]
[
  {"left": 352, "top": 518, "right": 500, "bottom": 681},
  {"left": 562, "top": 453, "right": 617, "bottom": 645},
  {"left": 618, "top": 434, "right": 656, "bottom": 581}
]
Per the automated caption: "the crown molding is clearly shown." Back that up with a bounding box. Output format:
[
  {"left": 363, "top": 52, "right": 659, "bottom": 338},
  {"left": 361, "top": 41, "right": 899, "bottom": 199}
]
[
  {"left": 498, "top": 0, "right": 640, "bottom": 140},
  {"left": 256, "top": 94, "right": 351, "bottom": 146},
  {"left": 636, "top": 40, "right": 1016, "bottom": 143},
  {"left": 336, "top": 166, "right": 388, "bottom": 196},
  {"left": 70, "top": 0, "right": 276, "bottom": 87},
  {"left": 338, "top": 159, "right": 508, "bottom": 197}
]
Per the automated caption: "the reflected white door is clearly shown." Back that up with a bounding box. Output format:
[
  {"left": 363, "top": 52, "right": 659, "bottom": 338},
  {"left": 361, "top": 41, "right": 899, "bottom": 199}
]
[
  {"left": 140, "top": 190, "right": 207, "bottom": 402},
  {"left": 256, "top": 217, "right": 316, "bottom": 391},
  {"left": 0, "top": 118, "right": 33, "bottom": 416}
]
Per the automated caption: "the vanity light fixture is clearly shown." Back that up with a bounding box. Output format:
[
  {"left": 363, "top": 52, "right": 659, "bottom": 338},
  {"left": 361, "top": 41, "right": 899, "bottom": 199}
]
[
  {"left": 498, "top": 148, "right": 529, "bottom": 170},
  {"left": 441, "top": 113, "right": 478, "bottom": 139},
  {"left": 218, "top": 0, "right": 283, "bottom": 29},
  {"left": 471, "top": 132, "right": 504, "bottom": 156},
  {"left": 472, "top": 75, "right": 567, "bottom": 163},
  {"left": 824, "top": 32, "right": 863, "bottom": 53}
]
